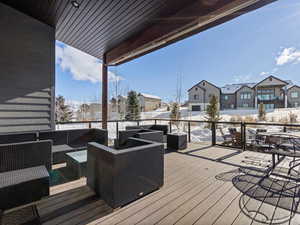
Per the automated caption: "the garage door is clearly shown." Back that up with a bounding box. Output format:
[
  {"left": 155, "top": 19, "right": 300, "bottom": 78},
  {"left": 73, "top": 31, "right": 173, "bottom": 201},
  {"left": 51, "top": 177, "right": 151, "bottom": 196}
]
[{"left": 191, "top": 105, "right": 201, "bottom": 111}]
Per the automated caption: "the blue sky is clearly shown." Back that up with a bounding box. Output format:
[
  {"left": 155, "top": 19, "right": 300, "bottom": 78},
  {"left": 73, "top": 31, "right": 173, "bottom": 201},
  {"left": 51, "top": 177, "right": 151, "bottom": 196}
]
[{"left": 56, "top": 0, "right": 300, "bottom": 103}]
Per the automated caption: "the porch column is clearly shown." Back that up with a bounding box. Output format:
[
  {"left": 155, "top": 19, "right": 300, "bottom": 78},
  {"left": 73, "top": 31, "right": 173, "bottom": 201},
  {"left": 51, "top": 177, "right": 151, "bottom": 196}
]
[
  {"left": 102, "top": 55, "right": 108, "bottom": 129},
  {"left": 254, "top": 89, "right": 258, "bottom": 108}
]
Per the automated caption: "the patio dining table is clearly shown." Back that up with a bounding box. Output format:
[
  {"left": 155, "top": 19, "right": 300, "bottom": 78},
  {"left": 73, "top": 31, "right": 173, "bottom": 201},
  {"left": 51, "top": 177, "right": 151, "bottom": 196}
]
[{"left": 256, "top": 132, "right": 300, "bottom": 180}]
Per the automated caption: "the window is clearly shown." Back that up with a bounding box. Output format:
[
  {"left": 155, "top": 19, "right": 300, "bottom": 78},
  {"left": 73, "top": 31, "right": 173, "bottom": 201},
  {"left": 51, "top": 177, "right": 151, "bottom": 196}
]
[
  {"left": 202, "top": 82, "right": 205, "bottom": 86},
  {"left": 231, "top": 104, "right": 235, "bottom": 109},
  {"left": 243, "top": 103, "right": 249, "bottom": 108},
  {"left": 265, "top": 104, "right": 274, "bottom": 110},
  {"left": 295, "top": 102, "right": 299, "bottom": 108},
  {"left": 257, "top": 89, "right": 275, "bottom": 100},
  {"left": 195, "top": 87, "right": 198, "bottom": 91},
  {"left": 240, "top": 92, "right": 251, "bottom": 100},
  {"left": 224, "top": 95, "right": 229, "bottom": 100},
  {"left": 194, "top": 94, "right": 199, "bottom": 100},
  {"left": 291, "top": 92, "right": 298, "bottom": 98}
]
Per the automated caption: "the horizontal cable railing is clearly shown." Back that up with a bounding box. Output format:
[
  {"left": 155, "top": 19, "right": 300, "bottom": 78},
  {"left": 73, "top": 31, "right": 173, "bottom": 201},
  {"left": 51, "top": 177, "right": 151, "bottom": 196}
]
[{"left": 56, "top": 119, "right": 300, "bottom": 151}]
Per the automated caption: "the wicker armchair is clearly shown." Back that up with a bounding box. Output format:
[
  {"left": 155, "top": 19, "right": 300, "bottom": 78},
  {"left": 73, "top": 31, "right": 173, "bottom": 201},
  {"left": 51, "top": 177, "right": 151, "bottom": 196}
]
[
  {"left": 0, "top": 140, "right": 52, "bottom": 212},
  {"left": 87, "top": 138, "right": 164, "bottom": 208}
]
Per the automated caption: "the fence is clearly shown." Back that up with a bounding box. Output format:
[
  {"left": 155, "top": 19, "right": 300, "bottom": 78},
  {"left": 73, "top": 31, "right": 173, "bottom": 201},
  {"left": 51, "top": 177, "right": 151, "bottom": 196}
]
[{"left": 56, "top": 119, "right": 300, "bottom": 151}]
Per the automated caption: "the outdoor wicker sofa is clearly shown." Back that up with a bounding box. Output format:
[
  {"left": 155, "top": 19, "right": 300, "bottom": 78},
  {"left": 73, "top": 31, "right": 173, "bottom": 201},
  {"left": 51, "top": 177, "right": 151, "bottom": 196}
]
[
  {"left": 0, "top": 140, "right": 52, "bottom": 214},
  {"left": 126, "top": 124, "right": 169, "bottom": 135},
  {"left": 39, "top": 128, "right": 108, "bottom": 164},
  {"left": 87, "top": 137, "right": 164, "bottom": 208},
  {"left": 117, "top": 129, "right": 164, "bottom": 148}
]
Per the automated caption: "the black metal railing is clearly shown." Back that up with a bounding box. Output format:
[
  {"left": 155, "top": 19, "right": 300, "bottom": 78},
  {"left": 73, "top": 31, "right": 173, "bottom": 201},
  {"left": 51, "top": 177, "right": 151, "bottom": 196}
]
[{"left": 56, "top": 119, "right": 300, "bottom": 151}]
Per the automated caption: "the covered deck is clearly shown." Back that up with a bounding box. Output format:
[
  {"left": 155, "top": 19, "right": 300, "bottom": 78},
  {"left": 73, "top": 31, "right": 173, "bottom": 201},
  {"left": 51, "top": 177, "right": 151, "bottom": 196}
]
[{"left": 4, "top": 144, "right": 299, "bottom": 225}]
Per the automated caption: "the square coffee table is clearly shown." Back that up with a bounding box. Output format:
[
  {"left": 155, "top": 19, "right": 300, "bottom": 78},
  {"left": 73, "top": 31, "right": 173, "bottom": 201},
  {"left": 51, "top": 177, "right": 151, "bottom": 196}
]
[
  {"left": 66, "top": 150, "right": 87, "bottom": 178},
  {"left": 167, "top": 133, "right": 187, "bottom": 151}
]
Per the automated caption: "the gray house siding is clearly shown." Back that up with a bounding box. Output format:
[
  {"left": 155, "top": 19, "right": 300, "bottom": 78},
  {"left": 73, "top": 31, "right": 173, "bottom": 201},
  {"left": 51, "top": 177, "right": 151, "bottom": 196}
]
[
  {"left": 236, "top": 86, "right": 255, "bottom": 108},
  {"left": 188, "top": 81, "right": 220, "bottom": 111},
  {"left": 287, "top": 86, "right": 300, "bottom": 108},
  {"left": 0, "top": 3, "right": 55, "bottom": 133},
  {"left": 220, "top": 94, "right": 236, "bottom": 110}
]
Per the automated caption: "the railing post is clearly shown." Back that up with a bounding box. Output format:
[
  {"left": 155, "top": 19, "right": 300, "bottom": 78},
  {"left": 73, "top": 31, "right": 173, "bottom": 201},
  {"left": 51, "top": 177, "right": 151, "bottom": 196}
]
[
  {"left": 116, "top": 121, "right": 119, "bottom": 140},
  {"left": 241, "top": 122, "right": 246, "bottom": 151},
  {"left": 169, "top": 121, "right": 172, "bottom": 133},
  {"left": 137, "top": 120, "right": 140, "bottom": 126},
  {"left": 188, "top": 121, "right": 191, "bottom": 143},
  {"left": 154, "top": 119, "right": 157, "bottom": 125},
  {"left": 88, "top": 121, "right": 92, "bottom": 129},
  {"left": 211, "top": 122, "right": 216, "bottom": 146},
  {"left": 283, "top": 126, "right": 287, "bottom": 132}
]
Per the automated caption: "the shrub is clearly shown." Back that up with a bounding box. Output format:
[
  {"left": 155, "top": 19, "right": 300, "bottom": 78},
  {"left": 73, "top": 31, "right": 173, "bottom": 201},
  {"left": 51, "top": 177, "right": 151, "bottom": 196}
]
[{"left": 288, "top": 111, "right": 298, "bottom": 123}]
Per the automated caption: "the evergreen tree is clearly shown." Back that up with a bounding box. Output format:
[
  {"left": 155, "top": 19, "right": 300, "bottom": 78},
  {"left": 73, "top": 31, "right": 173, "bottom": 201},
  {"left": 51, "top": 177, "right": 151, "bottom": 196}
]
[
  {"left": 258, "top": 103, "right": 266, "bottom": 121},
  {"left": 205, "top": 95, "right": 221, "bottom": 122},
  {"left": 125, "top": 91, "right": 140, "bottom": 120},
  {"left": 55, "top": 95, "right": 73, "bottom": 122}
]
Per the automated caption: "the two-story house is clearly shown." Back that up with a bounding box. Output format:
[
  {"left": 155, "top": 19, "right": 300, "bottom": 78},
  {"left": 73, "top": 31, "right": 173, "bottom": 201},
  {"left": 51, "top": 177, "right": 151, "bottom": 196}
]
[
  {"left": 188, "top": 80, "right": 220, "bottom": 111},
  {"left": 188, "top": 75, "right": 300, "bottom": 111}
]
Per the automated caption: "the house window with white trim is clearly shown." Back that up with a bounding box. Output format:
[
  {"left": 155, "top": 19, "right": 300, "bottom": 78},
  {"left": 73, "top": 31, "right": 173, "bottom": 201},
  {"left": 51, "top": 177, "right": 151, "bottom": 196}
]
[
  {"left": 291, "top": 92, "right": 298, "bottom": 98},
  {"left": 194, "top": 94, "right": 199, "bottom": 100},
  {"left": 224, "top": 95, "right": 229, "bottom": 100},
  {"left": 240, "top": 92, "right": 251, "bottom": 100}
]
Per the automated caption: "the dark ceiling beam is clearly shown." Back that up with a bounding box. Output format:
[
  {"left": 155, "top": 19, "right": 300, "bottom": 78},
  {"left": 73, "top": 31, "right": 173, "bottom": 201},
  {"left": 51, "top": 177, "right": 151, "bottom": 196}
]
[{"left": 106, "top": 0, "right": 277, "bottom": 65}]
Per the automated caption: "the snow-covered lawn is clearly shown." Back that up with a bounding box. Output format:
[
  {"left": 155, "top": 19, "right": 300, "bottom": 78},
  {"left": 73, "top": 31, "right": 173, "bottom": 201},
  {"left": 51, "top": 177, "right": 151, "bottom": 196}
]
[{"left": 56, "top": 107, "right": 300, "bottom": 144}]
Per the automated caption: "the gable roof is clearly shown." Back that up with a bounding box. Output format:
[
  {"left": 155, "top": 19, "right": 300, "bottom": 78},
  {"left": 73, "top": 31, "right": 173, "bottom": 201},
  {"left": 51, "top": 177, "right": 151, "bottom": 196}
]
[
  {"left": 221, "top": 83, "right": 256, "bottom": 94},
  {"left": 287, "top": 85, "right": 300, "bottom": 90},
  {"left": 188, "top": 80, "right": 220, "bottom": 92},
  {"left": 253, "top": 75, "right": 288, "bottom": 88},
  {"left": 139, "top": 93, "right": 161, "bottom": 100}
]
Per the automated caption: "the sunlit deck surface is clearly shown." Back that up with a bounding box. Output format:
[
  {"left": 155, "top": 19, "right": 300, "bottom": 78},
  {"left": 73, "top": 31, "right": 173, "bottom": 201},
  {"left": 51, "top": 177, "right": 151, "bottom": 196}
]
[{"left": 32, "top": 144, "right": 300, "bottom": 224}]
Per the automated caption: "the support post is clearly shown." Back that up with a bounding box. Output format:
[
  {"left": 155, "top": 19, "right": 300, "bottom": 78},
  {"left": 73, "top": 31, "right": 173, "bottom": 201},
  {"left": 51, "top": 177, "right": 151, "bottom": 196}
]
[
  {"left": 188, "top": 121, "right": 191, "bottom": 143},
  {"left": 102, "top": 55, "right": 108, "bottom": 129},
  {"left": 116, "top": 121, "right": 119, "bottom": 140},
  {"left": 154, "top": 119, "right": 157, "bottom": 125},
  {"left": 211, "top": 122, "right": 216, "bottom": 145},
  {"left": 242, "top": 122, "right": 246, "bottom": 151},
  {"left": 169, "top": 121, "right": 172, "bottom": 133}
]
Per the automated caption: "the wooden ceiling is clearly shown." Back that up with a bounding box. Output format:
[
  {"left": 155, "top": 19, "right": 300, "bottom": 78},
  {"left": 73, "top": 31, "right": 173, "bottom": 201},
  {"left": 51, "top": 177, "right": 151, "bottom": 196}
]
[{"left": 1, "top": 0, "right": 276, "bottom": 65}]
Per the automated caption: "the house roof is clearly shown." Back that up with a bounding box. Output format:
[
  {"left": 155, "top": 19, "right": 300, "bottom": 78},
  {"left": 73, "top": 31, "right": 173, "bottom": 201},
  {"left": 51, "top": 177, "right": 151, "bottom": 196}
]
[
  {"left": 253, "top": 75, "right": 288, "bottom": 88},
  {"left": 188, "top": 80, "right": 221, "bottom": 92},
  {"left": 139, "top": 93, "right": 161, "bottom": 100},
  {"left": 221, "top": 83, "right": 256, "bottom": 94},
  {"left": 1, "top": 0, "right": 277, "bottom": 65}
]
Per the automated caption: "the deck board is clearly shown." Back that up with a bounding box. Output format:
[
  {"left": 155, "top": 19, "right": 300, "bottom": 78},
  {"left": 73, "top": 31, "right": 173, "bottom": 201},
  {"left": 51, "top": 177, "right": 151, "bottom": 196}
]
[{"left": 33, "top": 144, "right": 300, "bottom": 225}]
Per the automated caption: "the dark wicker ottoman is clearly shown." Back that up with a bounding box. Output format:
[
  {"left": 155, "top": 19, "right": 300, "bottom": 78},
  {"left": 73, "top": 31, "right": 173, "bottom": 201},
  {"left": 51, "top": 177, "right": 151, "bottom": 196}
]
[
  {"left": 66, "top": 150, "right": 87, "bottom": 178},
  {"left": 167, "top": 133, "right": 187, "bottom": 151}
]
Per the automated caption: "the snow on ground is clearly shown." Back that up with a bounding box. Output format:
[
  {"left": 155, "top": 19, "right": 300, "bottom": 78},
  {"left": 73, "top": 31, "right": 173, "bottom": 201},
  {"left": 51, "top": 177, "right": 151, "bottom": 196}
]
[{"left": 57, "top": 107, "right": 300, "bottom": 143}]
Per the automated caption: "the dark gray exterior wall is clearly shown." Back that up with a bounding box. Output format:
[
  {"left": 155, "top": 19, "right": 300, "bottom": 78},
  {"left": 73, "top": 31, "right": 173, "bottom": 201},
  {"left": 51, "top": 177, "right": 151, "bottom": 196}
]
[
  {"left": 236, "top": 86, "right": 255, "bottom": 108},
  {"left": 287, "top": 86, "right": 300, "bottom": 108},
  {"left": 0, "top": 3, "right": 55, "bottom": 133},
  {"left": 220, "top": 94, "right": 236, "bottom": 110}
]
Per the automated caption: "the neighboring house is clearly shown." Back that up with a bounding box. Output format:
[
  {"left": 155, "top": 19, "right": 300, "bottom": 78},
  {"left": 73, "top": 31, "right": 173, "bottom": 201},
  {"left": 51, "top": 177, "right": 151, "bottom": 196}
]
[
  {"left": 253, "top": 76, "right": 287, "bottom": 110},
  {"left": 188, "top": 75, "right": 300, "bottom": 111},
  {"left": 287, "top": 85, "right": 300, "bottom": 108},
  {"left": 138, "top": 93, "right": 162, "bottom": 112},
  {"left": 188, "top": 80, "right": 220, "bottom": 111}
]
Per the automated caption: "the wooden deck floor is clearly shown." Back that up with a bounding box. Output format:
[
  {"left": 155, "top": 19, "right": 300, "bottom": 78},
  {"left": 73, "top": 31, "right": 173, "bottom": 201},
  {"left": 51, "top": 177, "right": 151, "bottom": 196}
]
[{"left": 38, "top": 143, "right": 300, "bottom": 225}]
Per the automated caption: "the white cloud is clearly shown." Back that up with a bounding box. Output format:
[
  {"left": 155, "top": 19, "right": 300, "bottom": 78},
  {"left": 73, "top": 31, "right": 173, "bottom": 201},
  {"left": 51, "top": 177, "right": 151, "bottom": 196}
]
[
  {"left": 233, "top": 74, "right": 252, "bottom": 83},
  {"left": 276, "top": 47, "right": 300, "bottom": 66},
  {"left": 260, "top": 71, "right": 268, "bottom": 76},
  {"left": 56, "top": 42, "right": 123, "bottom": 83}
]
